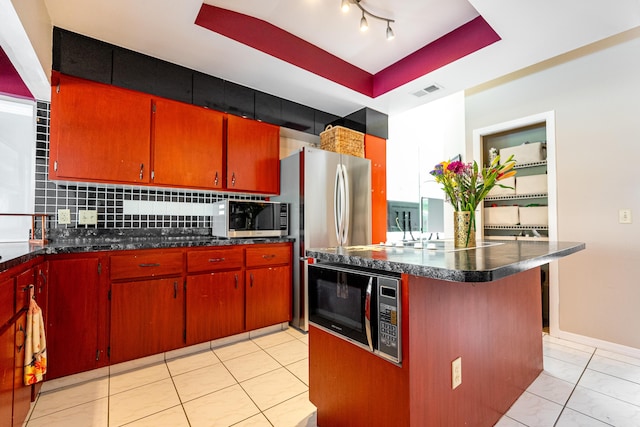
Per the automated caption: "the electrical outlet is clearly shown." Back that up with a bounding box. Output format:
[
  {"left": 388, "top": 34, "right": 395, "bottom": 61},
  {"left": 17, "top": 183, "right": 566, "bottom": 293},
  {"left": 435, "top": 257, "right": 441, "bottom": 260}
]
[
  {"left": 452, "top": 357, "right": 462, "bottom": 389},
  {"left": 78, "top": 209, "right": 98, "bottom": 225},
  {"left": 58, "top": 209, "right": 71, "bottom": 225},
  {"left": 619, "top": 209, "right": 632, "bottom": 224}
]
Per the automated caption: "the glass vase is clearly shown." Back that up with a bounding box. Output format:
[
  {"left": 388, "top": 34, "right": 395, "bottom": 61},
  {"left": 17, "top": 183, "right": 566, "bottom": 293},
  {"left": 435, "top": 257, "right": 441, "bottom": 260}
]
[{"left": 453, "top": 211, "right": 476, "bottom": 248}]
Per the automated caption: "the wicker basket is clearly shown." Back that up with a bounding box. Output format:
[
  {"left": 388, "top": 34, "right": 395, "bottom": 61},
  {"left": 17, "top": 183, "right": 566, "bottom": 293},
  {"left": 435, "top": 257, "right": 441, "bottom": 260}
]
[{"left": 320, "top": 125, "right": 365, "bottom": 158}]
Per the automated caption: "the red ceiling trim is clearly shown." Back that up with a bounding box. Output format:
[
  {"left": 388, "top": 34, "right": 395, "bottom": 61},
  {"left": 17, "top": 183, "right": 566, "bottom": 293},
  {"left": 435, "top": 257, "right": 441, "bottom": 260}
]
[
  {"left": 372, "top": 16, "right": 501, "bottom": 97},
  {"left": 195, "top": 5, "right": 501, "bottom": 99},
  {"left": 195, "top": 5, "right": 373, "bottom": 95},
  {"left": 0, "top": 46, "right": 34, "bottom": 100}
]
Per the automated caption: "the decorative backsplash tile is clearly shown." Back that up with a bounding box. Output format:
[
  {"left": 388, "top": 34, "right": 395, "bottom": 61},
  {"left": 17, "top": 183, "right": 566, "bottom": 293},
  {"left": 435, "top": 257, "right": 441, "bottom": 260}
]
[{"left": 34, "top": 101, "right": 261, "bottom": 235}]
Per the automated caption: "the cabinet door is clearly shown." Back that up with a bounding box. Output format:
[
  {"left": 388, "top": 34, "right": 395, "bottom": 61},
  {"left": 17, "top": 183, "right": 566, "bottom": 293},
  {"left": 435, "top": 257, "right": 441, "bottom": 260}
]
[
  {"left": 13, "top": 312, "right": 30, "bottom": 426},
  {"left": 246, "top": 265, "right": 291, "bottom": 330},
  {"left": 110, "top": 277, "right": 184, "bottom": 364},
  {"left": 152, "top": 98, "right": 225, "bottom": 189},
  {"left": 186, "top": 271, "right": 244, "bottom": 345},
  {"left": 365, "top": 134, "right": 387, "bottom": 245},
  {"left": 47, "top": 257, "right": 105, "bottom": 379},
  {"left": 0, "top": 278, "right": 14, "bottom": 427},
  {"left": 226, "top": 115, "right": 280, "bottom": 194},
  {"left": 50, "top": 74, "right": 151, "bottom": 184}
]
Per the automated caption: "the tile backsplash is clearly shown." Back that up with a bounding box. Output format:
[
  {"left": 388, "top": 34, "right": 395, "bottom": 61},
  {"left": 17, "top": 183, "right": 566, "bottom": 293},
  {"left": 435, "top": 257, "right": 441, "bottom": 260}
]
[{"left": 34, "top": 101, "right": 261, "bottom": 237}]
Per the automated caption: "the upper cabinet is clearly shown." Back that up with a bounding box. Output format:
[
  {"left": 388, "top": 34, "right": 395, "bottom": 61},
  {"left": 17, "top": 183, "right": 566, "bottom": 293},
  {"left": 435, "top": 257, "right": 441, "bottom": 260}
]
[
  {"left": 49, "top": 74, "right": 281, "bottom": 194},
  {"left": 152, "top": 98, "right": 224, "bottom": 190},
  {"left": 364, "top": 134, "right": 387, "bottom": 244},
  {"left": 50, "top": 74, "right": 151, "bottom": 184},
  {"left": 227, "top": 115, "right": 280, "bottom": 194}
]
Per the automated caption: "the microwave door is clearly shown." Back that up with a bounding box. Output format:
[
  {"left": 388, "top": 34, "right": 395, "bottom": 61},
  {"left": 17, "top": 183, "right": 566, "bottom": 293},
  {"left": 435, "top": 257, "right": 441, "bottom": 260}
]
[{"left": 364, "top": 277, "right": 373, "bottom": 351}]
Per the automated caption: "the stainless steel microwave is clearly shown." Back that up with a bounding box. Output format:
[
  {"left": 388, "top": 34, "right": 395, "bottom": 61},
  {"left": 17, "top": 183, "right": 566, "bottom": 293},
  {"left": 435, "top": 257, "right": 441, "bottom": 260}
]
[
  {"left": 308, "top": 263, "right": 402, "bottom": 364},
  {"left": 211, "top": 200, "right": 289, "bottom": 238}
]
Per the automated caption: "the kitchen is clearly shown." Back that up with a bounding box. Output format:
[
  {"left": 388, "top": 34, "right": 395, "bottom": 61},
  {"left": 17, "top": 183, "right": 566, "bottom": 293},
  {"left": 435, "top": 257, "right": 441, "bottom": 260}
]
[{"left": 2, "top": 1, "right": 640, "bottom": 426}]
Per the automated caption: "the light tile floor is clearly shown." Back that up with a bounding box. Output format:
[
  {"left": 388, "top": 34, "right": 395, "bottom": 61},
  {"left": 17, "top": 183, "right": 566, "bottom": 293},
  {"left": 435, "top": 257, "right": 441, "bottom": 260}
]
[{"left": 24, "top": 329, "right": 640, "bottom": 427}]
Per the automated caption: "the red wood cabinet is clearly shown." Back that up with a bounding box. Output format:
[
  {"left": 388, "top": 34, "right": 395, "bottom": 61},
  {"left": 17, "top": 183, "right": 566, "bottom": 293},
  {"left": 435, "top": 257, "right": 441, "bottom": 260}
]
[
  {"left": 50, "top": 74, "right": 152, "bottom": 184},
  {"left": 46, "top": 255, "right": 108, "bottom": 379},
  {"left": 365, "top": 134, "right": 387, "bottom": 244},
  {"left": 226, "top": 115, "right": 280, "bottom": 194},
  {"left": 110, "top": 277, "right": 184, "bottom": 363},
  {"left": 12, "top": 311, "right": 30, "bottom": 426},
  {"left": 152, "top": 98, "right": 225, "bottom": 189},
  {"left": 0, "top": 276, "right": 15, "bottom": 427},
  {"left": 245, "top": 265, "right": 291, "bottom": 330},
  {"left": 186, "top": 271, "right": 244, "bottom": 345}
]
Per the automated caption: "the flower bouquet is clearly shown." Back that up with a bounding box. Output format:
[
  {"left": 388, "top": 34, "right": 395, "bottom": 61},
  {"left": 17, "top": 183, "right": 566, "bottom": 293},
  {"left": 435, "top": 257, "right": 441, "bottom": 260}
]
[{"left": 430, "top": 155, "right": 516, "bottom": 247}]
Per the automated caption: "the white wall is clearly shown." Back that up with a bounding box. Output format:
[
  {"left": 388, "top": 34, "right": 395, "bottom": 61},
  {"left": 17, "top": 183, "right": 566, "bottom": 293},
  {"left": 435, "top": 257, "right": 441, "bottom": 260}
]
[
  {"left": 387, "top": 92, "right": 466, "bottom": 240},
  {"left": 465, "top": 28, "right": 640, "bottom": 352}
]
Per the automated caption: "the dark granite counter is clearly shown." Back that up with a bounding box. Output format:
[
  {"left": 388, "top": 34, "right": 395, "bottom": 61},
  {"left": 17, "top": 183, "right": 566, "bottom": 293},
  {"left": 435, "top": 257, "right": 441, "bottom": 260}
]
[
  {"left": 306, "top": 240, "right": 585, "bottom": 282},
  {"left": 0, "top": 234, "right": 292, "bottom": 274}
]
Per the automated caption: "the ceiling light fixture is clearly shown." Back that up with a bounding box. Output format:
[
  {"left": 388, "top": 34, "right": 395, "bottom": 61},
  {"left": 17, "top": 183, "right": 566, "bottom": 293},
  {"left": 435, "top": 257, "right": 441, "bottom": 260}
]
[{"left": 341, "top": 0, "right": 395, "bottom": 40}]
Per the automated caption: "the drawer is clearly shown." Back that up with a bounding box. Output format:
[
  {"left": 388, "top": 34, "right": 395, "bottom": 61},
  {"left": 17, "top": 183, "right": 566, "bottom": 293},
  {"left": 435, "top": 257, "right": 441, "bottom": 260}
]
[
  {"left": 246, "top": 244, "right": 291, "bottom": 268},
  {"left": 187, "top": 247, "right": 244, "bottom": 273},
  {"left": 110, "top": 250, "right": 183, "bottom": 281}
]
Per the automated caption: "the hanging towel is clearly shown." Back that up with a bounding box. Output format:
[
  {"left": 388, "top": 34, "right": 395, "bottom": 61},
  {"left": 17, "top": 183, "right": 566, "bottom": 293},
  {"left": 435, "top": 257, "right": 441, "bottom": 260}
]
[{"left": 24, "top": 291, "right": 47, "bottom": 386}]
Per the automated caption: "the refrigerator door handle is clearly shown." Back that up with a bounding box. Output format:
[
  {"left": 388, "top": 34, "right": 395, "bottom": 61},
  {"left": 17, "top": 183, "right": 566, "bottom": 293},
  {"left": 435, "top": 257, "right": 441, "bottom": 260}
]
[
  {"left": 334, "top": 164, "right": 343, "bottom": 244},
  {"left": 340, "top": 164, "right": 350, "bottom": 245}
]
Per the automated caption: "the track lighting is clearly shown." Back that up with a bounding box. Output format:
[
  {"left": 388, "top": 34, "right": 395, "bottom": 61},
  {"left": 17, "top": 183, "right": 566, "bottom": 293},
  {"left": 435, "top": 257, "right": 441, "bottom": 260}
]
[
  {"left": 341, "top": 0, "right": 395, "bottom": 40},
  {"left": 360, "top": 12, "right": 368, "bottom": 31}
]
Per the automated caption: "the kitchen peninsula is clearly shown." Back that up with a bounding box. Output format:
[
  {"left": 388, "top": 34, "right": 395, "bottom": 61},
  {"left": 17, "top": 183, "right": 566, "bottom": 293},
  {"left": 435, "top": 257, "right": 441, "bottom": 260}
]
[{"left": 306, "top": 240, "right": 584, "bottom": 427}]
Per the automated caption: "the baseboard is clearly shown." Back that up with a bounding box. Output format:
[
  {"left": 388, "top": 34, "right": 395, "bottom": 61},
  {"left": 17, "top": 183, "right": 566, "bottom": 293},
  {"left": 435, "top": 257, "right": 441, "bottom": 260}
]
[{"left": 552, "top": 329, "right": 640, "bottom": 360}]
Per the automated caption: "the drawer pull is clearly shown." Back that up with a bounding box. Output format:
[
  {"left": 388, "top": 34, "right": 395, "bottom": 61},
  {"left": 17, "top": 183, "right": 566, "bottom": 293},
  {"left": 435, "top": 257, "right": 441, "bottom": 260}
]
[
  {"left": 214, "top": 171, "right": 219, "bottom": 186},
  {"left": 139, "top": 263, "right": 161, "bottom": 268},
  {"left": 234, "top": 274, "right": 238, "bottom": 289},
  {"left": 174, "top": 281, "right": 178, "bottom": 299},
  {"left": 250, "top": 273, "right": 254, "bottom": 287},
  {"left": 208, "top": 258, "right": 225, "bottom": 263},
  {"left": 262, "top": 254, "right": 276, "bottom": 260}
]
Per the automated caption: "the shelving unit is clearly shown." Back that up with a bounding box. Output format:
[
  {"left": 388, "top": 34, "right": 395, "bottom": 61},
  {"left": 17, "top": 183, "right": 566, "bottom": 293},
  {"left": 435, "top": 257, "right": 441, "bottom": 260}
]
[{"left": 473, "top": 111, "right": 557, "bottom": 330}]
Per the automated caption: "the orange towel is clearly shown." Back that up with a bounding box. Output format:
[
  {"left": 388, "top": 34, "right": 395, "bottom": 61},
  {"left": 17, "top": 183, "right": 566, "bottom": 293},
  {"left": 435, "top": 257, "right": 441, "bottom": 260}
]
[{"left": 24, "top": 296, "right": 47, "bottom": 385}]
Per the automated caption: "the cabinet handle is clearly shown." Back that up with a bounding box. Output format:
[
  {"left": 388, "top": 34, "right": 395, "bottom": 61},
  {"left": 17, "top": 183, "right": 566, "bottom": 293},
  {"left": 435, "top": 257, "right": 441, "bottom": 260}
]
[
  {"left": 139, "top": 163, "right": 144, "bottom": 180},
  {"left": 214, "top": 171, "right": 219, "bottom": 186},
  {"left": 231, "top": 172, "right": 236, "bottom": 187},
  {"left": 139, "top": 263, "right": 160, "bottom": 268},
  {"left": 262, "top": 254, "right": 276, "bottom": 260},
  {"left": 234, "top": 274, "right": 238, "bottom": 289},
  {"left": 208, "top": 258, "right": 225, "bottom": 263},
  {"left": 250, "top": 273, "right": 254, "bottom": 287},
  {"left": 174, "top": 281, "right": 178, "bottom": 299},
  {"left": 38, "top": 269, "right": 47, "bottom": 294},
  {"left": 16, "top": 323, "right": 25, "bottom": 353}
]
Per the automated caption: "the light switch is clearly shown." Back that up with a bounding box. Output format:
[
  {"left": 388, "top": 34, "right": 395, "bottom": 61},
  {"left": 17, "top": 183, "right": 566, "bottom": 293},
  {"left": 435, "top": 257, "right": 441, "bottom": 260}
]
[
  {"left": 619, "top": 209, "right": 632, "bottom": 224},
  {"left": 58, "top": 209, "right": 71, "bottom": 225},
  {"left": 78, "top": 210, "right": 98, "bottom": 225}
]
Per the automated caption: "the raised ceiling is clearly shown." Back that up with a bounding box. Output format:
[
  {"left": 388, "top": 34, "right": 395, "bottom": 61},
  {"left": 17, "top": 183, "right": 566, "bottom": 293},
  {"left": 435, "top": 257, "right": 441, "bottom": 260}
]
[{"left": 12, "top": 1, "right": 640, "bottom": 115}]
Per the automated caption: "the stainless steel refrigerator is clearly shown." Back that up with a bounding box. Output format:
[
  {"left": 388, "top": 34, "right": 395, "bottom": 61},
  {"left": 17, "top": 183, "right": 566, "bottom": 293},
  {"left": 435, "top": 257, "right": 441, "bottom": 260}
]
[{"left": 273, "top": 146, "right": 371, "bottom": 331}]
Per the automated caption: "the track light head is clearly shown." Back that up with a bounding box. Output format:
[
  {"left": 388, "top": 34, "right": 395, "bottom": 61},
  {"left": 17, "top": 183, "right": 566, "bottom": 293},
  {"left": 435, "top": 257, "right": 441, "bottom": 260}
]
[
  {"left": 386, "top": 22, "right": 395, "bottom": 40},
  {"left": 360, "top": 13, "right": 368, "bottom": 31}
]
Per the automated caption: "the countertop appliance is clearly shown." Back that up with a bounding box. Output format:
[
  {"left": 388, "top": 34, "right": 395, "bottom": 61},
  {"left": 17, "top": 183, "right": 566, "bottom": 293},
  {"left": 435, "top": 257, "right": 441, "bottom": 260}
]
[
  {"left": 211, "top": 200, "right": 288, "bottom": 238},
  {"left": 307, "top": 263, "right": 401, "bottom": 364},
  {"left": 272, "top": 147, "right": 371, "bottom": 331}
]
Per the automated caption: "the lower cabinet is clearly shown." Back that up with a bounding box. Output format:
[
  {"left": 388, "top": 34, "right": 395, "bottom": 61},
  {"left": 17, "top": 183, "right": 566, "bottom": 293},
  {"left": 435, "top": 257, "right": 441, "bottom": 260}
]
[
  {"left": 186, "top": 271, "right": 244, "bottom": 345},
  {"left": 110, "top": 278, "right": 185, "bottom": 363},
  {"left": 0, "top": 276, "right": 15, "bottom": 427},
  {"left": 246, "top": 265, "right": 291, "bottom": 330},
  {"left": 47, "top": 255, "right": 108, "bottom": 379}
]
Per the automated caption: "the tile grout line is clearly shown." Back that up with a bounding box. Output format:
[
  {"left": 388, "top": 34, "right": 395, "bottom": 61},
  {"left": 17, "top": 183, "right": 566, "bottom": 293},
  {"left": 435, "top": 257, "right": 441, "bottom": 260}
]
[{"left": 552, "top": 347, "right": 597, "bottom": 427}]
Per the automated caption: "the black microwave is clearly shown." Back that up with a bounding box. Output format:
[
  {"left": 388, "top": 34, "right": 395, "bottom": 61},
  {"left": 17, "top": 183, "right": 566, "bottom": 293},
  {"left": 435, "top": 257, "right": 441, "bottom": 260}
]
[
  {"left": 308, "top": 263, "right": 402, "bottom": 364},
  {"left": 211, "top": 200, "right": 289, "bottom": 238}
]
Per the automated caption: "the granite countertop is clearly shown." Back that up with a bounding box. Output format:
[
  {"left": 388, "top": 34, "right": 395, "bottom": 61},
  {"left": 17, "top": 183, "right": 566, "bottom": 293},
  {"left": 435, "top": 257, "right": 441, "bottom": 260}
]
[
  {"left": 0, "top": 233, "right": 292, "bottom": 273},
  {"left": 306, "top": 240, "right": 585, "bottom": 282}
]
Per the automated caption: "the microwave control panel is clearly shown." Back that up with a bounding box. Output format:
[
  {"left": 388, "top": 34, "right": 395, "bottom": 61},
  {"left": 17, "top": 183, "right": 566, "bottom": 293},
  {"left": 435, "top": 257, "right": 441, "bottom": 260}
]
[{"left": 377, "top": 277, "right": 401, "bottom": 364}]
